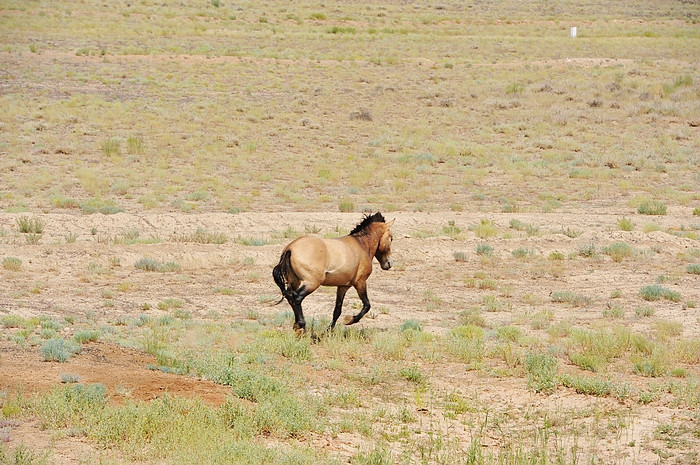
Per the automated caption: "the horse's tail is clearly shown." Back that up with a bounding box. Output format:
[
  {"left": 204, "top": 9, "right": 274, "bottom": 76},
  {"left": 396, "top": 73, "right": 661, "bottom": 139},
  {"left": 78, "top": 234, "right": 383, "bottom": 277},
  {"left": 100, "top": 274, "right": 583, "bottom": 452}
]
[{"left": 272, "top": 249, "right": 292, "bottom": 305}]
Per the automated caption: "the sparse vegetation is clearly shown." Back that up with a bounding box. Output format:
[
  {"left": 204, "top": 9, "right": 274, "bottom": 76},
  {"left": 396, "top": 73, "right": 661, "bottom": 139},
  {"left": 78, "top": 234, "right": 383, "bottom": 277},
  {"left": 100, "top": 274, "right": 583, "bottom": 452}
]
[
  {"left": 3, "top": 256, "right": 22, "bottom": 271},
  {"left": 618, "top": 217, "right": 634, "bottom": 231},
  {"left": 525, "top": 352, "right": 558, "bottom": 394},
  {"left": 134, "top": 257, "right": 181, "bottom": 272},
  {"left": 603, "top": 241, "right": 633, "bottom": 262},
  {"left": 638, "top": 200, "right": 667, "bottom": 216},
  {"left": 639, "top": 285, "right": 681, "bottom": 302},
  {"left": 1, "top": 1, "right": 699, "bottom": 463},
  {"left": 40, "top": 338, "right": 79, "bottom": 362}
]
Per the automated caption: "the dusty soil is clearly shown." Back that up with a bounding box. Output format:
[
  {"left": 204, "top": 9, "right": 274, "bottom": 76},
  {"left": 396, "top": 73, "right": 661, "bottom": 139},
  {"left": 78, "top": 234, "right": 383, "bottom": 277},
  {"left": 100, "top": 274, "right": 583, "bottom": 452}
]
[{"left": 1, "top": 209, "right": 699, "bottom": 463}]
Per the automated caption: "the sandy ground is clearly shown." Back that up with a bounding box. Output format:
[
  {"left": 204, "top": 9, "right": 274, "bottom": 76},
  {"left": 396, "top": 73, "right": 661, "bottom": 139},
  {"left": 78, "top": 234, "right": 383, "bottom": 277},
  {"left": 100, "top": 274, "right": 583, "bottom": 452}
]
[{"left": 1, "top": 209, "right": 699, "bottom": 463}]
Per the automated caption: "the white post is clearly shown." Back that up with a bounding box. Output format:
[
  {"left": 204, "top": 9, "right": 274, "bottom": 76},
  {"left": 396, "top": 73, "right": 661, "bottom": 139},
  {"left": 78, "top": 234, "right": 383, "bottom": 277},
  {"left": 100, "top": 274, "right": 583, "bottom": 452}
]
[{"left": 570, "top": 27, "right": 577, "bottom": 38}]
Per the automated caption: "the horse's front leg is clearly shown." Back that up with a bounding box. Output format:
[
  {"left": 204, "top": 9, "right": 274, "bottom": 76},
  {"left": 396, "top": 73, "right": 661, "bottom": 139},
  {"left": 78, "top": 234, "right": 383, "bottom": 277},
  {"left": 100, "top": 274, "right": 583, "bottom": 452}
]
[
  {"left": 344, "top": 281, "right": 370, "bottom": 325},
  {"left": 330, "top": 286, "right": 350, "bottom": 330}
]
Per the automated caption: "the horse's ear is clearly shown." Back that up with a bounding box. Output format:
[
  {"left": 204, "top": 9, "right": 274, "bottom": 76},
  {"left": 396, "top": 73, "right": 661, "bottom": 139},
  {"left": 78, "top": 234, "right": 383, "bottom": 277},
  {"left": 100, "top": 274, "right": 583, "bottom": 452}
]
[{"left": 385, "top": 219, "right": 395, "bottom": 228}]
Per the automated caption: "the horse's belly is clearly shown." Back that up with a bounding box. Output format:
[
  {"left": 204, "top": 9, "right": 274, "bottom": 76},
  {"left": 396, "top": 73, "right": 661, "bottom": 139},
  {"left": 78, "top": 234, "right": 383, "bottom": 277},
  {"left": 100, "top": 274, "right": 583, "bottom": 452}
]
[{"left": 322, "top": 269, "right": 353, "bottom": 287}]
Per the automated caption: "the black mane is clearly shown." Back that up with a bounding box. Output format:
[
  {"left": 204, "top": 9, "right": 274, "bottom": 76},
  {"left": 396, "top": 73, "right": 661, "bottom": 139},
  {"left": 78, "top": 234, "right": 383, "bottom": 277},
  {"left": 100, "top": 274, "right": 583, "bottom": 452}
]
[{"left": 350, "top": 212, "right": 386, "bottom": 236}]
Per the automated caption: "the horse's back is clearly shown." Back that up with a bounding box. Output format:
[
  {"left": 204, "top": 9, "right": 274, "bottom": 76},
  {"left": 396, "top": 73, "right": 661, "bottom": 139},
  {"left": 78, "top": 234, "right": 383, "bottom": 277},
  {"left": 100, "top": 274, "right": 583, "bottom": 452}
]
[{"left": 286, "top": 235, "right": 365, "bottom": 286}]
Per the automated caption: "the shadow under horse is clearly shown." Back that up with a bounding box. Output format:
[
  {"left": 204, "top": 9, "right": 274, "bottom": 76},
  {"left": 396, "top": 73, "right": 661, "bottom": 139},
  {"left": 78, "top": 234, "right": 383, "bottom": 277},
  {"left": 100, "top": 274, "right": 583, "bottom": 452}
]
[{"left": 272, "top": 212, "right": 394, "bottom": 333}]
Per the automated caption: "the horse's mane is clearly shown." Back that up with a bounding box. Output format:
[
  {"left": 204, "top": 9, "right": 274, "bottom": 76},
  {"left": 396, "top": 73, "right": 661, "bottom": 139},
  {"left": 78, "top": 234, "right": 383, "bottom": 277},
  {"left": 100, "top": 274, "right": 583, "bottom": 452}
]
[{"left": 350, "top": 212, "right": 386, "bottom": 236}]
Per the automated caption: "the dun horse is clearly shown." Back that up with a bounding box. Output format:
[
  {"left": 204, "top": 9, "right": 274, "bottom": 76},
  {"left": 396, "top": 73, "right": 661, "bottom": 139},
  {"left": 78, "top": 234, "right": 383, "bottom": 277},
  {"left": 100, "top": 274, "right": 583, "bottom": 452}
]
[{"left": 273, "top": 213, "right": 394, "bottom": 332}]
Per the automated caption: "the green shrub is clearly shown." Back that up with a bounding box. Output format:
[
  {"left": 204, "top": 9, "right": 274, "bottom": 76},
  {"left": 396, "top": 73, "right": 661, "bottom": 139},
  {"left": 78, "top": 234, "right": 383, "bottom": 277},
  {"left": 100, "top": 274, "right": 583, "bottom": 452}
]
[
  {"left": 693, "top": 207, "right": 700, "bottom": 216},
  {"left": 40, "top": 338, "right": 79, "bottom": 362},
  {"left": 135, "top": 257, "right": 160, "bottom": 271},
  {"left": 635, "top": 306, "right": 656, "bottom": 317},
  {"left": 400, "top": 319, "right": 422, "bottom": 332},
  {"left": 73, "top": 330, "right": 99, "bottom": 344},
  {"left": 525, "top": 352, "right": 558, "bottom": 394},
  {"left": 559, "top": 373, "right": 630, "bottom": 399},
  {"left": 639, "top": 284, "right": 681, "bottom": 302},
  {"left": 687, "top": 264, "right": 700, "bottom": 275},
  {"left": 637, "top": 200, "right": 667, "bottom": 215},
  {"left": 399, "top": 365, "right": 426, "bottom": 384},
  {"left": 475, "top": 243, "right": 493, "bottom": 256}
]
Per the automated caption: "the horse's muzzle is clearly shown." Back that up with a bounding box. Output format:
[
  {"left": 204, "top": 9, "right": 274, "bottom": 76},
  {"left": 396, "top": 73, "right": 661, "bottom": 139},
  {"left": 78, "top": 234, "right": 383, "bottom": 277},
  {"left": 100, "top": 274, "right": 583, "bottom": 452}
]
[{"left": 381, "top": 260, "right": 392, "bottom": 270}]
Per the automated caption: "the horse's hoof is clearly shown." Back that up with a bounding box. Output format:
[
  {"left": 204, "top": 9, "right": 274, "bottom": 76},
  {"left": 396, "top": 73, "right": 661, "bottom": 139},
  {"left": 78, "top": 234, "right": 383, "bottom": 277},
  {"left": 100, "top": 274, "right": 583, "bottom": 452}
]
[{"left": 344, "top": 315, "right": 355, "bottom": 325}]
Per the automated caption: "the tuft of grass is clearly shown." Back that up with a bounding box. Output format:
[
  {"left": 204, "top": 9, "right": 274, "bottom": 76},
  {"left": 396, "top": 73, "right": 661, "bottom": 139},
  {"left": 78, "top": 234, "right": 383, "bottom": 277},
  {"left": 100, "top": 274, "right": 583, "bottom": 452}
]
[
  {"left": 101, "top": 138, "right": 120, "bottom": 157},
  {"left": 126, "top": 135, "right": 144, "bottom": 154},
  {"left": 338, "top": 198, "right": 354, "bottom": 212},
  {"left": 158, "top": 298, "right": 184, "bottom": 310},
  {"left": 16, "top": 216, "right": 44, "bottom": 234},
  {"left": 135, "top": 257, "right": 181, "bottom": 272},
  {"left": 73, "top": 330, "right": 99, "bottom": 344},
  {"left": 446, "top": 325, "right": 485, "bottom": 366},
  {"left": 635, "top": 308, "right": 656, "bottom": 321},
  {"left": 475, "top": 243, "right": 493, "bottom": 256},
  {"left": 693, "top": 207, "right": 700, "bottom": 216},
  {"left": 471, "top": 219, "right": 498, "bottom": 239},
  {"left": 577, "top": 243, "right": 597, "bottom": 258},
  {"left": 525, "top": 352, "right": 558, "bottom": 394},
  {"left": 172, "top": 228, "right": 228, "bottom": 244},
  {"left": 442, "top": 220, "right": 461, "bottom": 237},
  {"left": 618, "top": 217, "right": 634, "bottom": 231},
  {"left": 400, "top": 319, "right": 422, "bottom": 332},
  {"left": 399, "top": 365, "right": 427, "bottom": 384},
  {"left": 603, "top": 242, "right": 633, "bottom": 262},
  {"left": 551, "top": 291, "right": 591, "bottom": 307},
  {"left": 560, "top": 227, "right": 583, "bottom": 238},
  {"left": 559, "top": 373, "right": 630, "bottom": 399},
  {"left": 453, "top": 251, "right": 467, "bottom": 262},
  {"left": 60, "top": 373, "right": 80, "bottom": 384},
  {"left": 3, "top": 256, "right": 22, "bottom": 271},
  {"left": 686, "top": 264, "right": 700, "bottom": 275},
  {"left": 639, "top": 285, "right": 681, "bottom": 302},
  {"left": 637, "top": 200, "right": 667, "bottom": 215},
  {"left": 511, "top": 247, "right": 535, "bottom": 259},
  {"left": 548, "top": 251, "right": 564, "bottom": 260}
]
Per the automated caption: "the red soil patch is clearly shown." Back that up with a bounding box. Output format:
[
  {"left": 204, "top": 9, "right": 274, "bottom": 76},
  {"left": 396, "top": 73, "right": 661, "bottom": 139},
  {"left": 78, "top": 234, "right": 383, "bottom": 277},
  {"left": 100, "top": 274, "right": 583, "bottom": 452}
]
[{"left": 0, "top": 341, "right": 230, "bottom": 406}]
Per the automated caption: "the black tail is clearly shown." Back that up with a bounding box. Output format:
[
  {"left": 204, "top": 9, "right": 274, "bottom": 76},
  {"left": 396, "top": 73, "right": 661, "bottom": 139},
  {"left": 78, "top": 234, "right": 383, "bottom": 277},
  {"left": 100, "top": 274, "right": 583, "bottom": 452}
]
[{"left": 272, "top": 249, "right": 292, "bottom": 305}]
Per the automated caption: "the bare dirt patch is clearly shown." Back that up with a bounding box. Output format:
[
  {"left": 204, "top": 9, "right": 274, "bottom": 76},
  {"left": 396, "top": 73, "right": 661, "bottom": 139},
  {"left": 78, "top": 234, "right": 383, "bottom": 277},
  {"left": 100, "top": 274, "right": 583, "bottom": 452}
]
[{"left": 0, "top": 340, "right": 230, "bottom": 406}]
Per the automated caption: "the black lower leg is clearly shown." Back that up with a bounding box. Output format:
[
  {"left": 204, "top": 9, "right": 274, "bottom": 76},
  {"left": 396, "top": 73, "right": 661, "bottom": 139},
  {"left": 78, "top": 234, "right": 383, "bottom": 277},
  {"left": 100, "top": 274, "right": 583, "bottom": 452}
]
[
  {"left": 291, "top": 285, "right": 308, "bottom": 331},
  {"left": 345, "top": 287, "right": 370, "bottom": 325},
  {"left": 330, "top": 286, "right": 349, "bottom": 329}
]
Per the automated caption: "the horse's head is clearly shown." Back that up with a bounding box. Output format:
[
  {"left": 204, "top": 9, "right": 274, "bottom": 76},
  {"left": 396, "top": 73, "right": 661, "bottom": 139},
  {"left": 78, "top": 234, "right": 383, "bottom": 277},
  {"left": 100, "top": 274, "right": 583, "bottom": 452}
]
[{"left": 375, "top": 219, "right": 395, "bottom": 270}]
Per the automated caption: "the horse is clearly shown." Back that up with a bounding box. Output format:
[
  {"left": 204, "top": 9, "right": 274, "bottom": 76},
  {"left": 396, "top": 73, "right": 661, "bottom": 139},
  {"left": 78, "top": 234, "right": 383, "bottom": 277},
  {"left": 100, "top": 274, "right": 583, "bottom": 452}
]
[{"left": 272, "top": 212, "right": 394, "bottom": 333}]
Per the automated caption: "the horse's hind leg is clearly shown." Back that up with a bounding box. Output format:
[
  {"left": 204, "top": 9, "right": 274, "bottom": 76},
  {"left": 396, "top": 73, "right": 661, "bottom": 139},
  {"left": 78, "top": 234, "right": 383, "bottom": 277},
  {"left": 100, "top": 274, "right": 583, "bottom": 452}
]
[
  {"left": 329, "top": 286, "right": 350, "bottom": 330},
  {"left": 287, "top": 284, "right": 316, "bottom": 334}
]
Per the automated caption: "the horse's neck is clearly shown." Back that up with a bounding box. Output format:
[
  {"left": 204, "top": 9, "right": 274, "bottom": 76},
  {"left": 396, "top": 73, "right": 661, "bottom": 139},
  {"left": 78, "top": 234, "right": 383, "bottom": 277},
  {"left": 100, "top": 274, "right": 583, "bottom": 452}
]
[{"left": 353, "top": 227, "right": 380, "bottom": 258}]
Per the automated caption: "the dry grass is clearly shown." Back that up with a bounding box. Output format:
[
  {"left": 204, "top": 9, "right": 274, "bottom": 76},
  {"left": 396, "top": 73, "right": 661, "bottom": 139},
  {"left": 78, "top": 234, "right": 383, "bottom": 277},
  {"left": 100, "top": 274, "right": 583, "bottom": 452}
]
[{"left": 0, "top": 1, "right": 698, "bottom": 464}]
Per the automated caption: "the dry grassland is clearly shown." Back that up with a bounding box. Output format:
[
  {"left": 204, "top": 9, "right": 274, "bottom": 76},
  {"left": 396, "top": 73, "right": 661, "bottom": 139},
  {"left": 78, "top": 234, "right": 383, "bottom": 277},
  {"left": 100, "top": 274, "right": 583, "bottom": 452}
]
[{"left": 0, "top": 1, "right": 699, "bottom": 464}]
